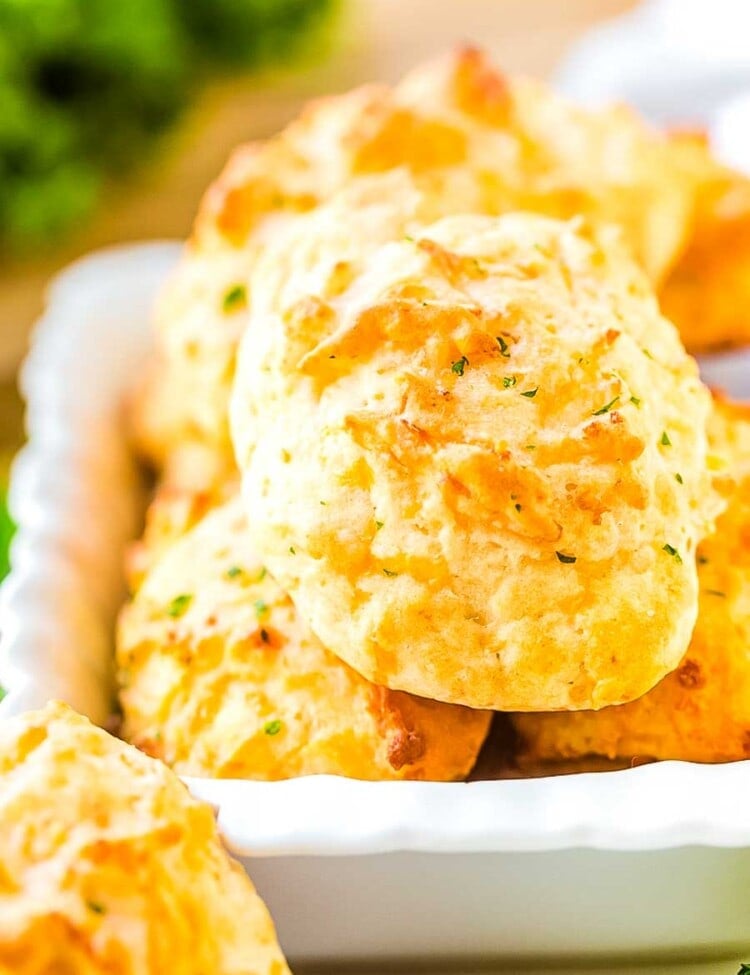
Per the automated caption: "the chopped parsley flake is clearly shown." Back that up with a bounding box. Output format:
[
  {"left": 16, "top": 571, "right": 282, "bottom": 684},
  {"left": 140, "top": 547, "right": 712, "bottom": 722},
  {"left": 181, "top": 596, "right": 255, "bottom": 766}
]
[
  {"left": 556, "top": 551, "right": 577, "bottom": 564},
  {"left": 289, "top": 546, "right": 296, "bottom": 555},
  {"left": 705, "top": 589, "right": 726, "bottom": 598},
  {"left": 256, "top": 567, "right": 267, "bottom": 581},
  {"left": 521, "top": 387, "right": 538, "bottom": 399},
  {"left": 382, "top": 568, "right": 398, "bottom": 577},
  {"left": 675, "top": 473, "right": 683, "bottom": 484},
  {"left": 630, "top": 396, "right": 641, "bottom": 407},
  {"left": 319, "top": 500, "right": 327, "bottom": 506},
  {"left": 642, "top": 348, "right": 654, "bottom": 360},
  {"left": 404, "top": 235, "right": 415, "bottom": 242},
  {"left": 451, "top": 355, "right": 469, "bottom": 377},
  {"left": 662, "top": 543, "right": 682, "bottom": 564},
  {"left": 375, "top": 520, "right": 384, "bottom": 531},
  {"left": 86, "top": 900, "right": 106, "bottom": 915},
  {"left": 254, "top": 599, "right": 269, "bottom": 619},
  {"left": 264, "top": 719, "right": 282, "bottom": 736},
  {"left": 661, "top": 431, "right": 671, "bottom": 446},
  {"left": 0, "top": 685, "right": 6, "bottom": 704},
  {"left": 496, "top": 336, "right": 511, "bottom": 357},
  {"left": 592, "top": 396, "right": 620, "bottom": 416},
  {"left": 226, "top": 566, "right": 243, "bottom": 579},
  {"left": 222, "top": 284, "right": 247, "bottom": 313},
  {"left": 167, "top": 594, "right": 192, "bottom": 618},
  {"left": 503, "top": 375, "right": 517, "bottom": 388}
]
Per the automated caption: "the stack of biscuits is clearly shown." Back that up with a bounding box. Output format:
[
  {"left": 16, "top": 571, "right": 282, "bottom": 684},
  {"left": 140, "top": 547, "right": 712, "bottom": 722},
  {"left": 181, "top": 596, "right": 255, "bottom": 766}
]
[{"left": 119, "top": 48, "right": 750, "bottom": 781}]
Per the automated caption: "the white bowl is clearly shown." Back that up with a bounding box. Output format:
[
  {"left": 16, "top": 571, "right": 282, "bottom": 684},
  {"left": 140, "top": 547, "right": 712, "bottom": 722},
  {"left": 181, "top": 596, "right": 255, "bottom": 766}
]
[{"left": 2, "top": 243, "right": 750, "bottom": 967}]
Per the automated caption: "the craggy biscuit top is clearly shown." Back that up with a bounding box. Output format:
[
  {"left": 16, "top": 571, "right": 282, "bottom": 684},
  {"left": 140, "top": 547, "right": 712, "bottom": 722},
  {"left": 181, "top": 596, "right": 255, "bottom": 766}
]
[
  {"left": 118, "top": 496, "right": 490, "bottom": 780},
  {"left": 0, "top": 702, "right": 289, "bottom": 975},
  {"left": 512, "top": 397, "right": 750, "bottom": 764},
  {"left": 133, "top": 46, "right": 724, "bottom": 468},
  {"left": 232, "top": 190, "right": 721, "bottom": 711}
]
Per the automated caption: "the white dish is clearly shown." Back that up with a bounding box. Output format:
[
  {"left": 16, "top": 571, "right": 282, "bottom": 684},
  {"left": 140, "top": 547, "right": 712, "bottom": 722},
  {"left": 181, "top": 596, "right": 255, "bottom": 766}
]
[{"left": 2, "top": 243, "right": 750, "bottom": 966}]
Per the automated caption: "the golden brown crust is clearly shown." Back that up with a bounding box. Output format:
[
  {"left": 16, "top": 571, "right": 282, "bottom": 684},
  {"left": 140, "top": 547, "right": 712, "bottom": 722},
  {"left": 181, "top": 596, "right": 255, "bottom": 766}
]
[
  {"left": 133, "top": 46, "right": 711, "bottom": 470},
  {"left": 117, "top": 497, "right": 490, "bottom": 780},
  {"left": 512, "top": 397, "right": 750, "bottom": 764},
  {"left": 0, "top": 702, "right": 289, "bottom": 975},
  {"left": 231, "top": 190, "right": 721, "bottom": 711}
]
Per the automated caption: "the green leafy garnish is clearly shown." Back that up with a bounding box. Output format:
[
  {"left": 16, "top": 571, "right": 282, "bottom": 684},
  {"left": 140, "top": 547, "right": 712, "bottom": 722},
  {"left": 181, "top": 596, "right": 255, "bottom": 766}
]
[
  {"left": 592, "top": 396, "right": 620, "bottom": 416},
  {"left": 705, "top": 589, "right": 726, "bottom": 598},
  {"left": 660, "top": 431, "right": 671, "bottom": 446},
  {"left": 256, "top": 567, "right": 267, "bottom": 581},
  {"left": 222, "top": 283, "right": 247, "bottom": 313},
  {"left": 451, "top": 355, "right": 469, "bottom": 377},
  {"left": 521, "top": 387, "right": 538, "bottom": 399},
  {"left": 555, "top": 551, "right": 577, "bottom": 564},
  {"left": 375, "top": 520, "right": 384, "bottom": 531},
  {"left": 288, "top": 546, "right": 296, "bottom": 555},
  {"left": 167, "top": 594, "right": 192, "bottom": 618},
  {"left": 382, "top": 568, "right": 398, "bottom": 577},
  {"left": 0, "top": 685, "right": 6, "bottom": 705},
  {"left": 496, "top": 336, "right": 511, "bottom": 357},
  {"left": 662, "top": 543, "right": 682, "bottom": 564},
  {"left": 254, "top": 599, "right": 269, "bottom": 619},
  {"left": 264, "top": 719, "right": 282, "bottom": 736},
  {"left": 226, "top": 566, "right": 243, "bottom": 579},
  {"left": 86, "top": 900, "right": 106, "bottom": 915},
  {"left": 675, "top": 473, "right": 683, "bottom": 484},
  {"left": 503, "top": 375, "right": 517, "bottom": 388},
  {"left": 630, "top": 395, "right": 641, "bottom": 407}
]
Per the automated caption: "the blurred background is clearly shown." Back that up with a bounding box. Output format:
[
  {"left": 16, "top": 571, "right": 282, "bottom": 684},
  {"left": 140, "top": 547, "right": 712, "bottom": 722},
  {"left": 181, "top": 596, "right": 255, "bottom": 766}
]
[{"left": 1, "top": 0, "right": 750, "bottom": 577}]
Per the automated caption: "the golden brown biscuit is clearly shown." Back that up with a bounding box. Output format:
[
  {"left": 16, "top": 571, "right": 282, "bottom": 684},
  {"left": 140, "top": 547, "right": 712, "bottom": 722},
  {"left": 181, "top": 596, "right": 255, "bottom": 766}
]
[
  {"left": 661, "top": 131, "right": 750, "bottom": 352},
  {"left": 0, "top": 702, "right": 289, "bottom": 975},
  {"left": 126, "top": 442, "right": 239, "bottom": 592},
  {"left": 231, "top": 189, "right": 721, "bottom": 712},
  {"left": 512, "top": 397, "right": 750, "bottom": 764},
  {"left": 117, "top": 496, "right": 490, "bottom": 780},
  {"left": 132, "top": 47, "right": 702, "bottom": 470}
]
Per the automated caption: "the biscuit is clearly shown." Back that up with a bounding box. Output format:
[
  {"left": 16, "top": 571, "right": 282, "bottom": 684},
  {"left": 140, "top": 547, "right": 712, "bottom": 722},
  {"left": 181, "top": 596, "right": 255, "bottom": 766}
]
[
  {"left": 0, "top": 702, "right": 289, "bottom": 975},
  {"left": 513, "top": 397, "right": 750, "bottom": 763},
  {"left": 118, "top": 497, "right": 490, "bottom": 780},
  {"left": 133, "top": 46, "right": 706, "bottom": 469},
  {"left": 231, "top": 193, "right": 720, "bottom": 711}
]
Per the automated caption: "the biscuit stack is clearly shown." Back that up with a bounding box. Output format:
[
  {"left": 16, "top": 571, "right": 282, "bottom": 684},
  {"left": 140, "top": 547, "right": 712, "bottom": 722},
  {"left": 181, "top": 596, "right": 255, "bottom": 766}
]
[{"left": 120, "top": 48, "right": 750, "bottom": 779}]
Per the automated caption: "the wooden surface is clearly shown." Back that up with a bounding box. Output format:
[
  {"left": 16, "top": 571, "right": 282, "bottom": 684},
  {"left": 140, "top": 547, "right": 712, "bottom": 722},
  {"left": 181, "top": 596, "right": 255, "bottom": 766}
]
[{"left": 0, "top": 0, "right": 634, "bottom": 382}]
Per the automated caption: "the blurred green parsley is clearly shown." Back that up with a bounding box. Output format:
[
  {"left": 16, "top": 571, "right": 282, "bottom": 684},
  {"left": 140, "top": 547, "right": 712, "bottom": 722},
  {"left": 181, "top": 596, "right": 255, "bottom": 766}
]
[
  {"left": 0, "top": 0, "right": 337, "bottom": 254},
  {"left": 0, "top": 489, "right": 13, "bottom": 582}
]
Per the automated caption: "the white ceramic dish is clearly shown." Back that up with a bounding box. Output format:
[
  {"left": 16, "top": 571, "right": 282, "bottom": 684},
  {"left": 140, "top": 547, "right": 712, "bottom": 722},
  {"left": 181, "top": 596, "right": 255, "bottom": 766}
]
[{"left": 2, "top": 243, "right": 750, "bottom": 967}]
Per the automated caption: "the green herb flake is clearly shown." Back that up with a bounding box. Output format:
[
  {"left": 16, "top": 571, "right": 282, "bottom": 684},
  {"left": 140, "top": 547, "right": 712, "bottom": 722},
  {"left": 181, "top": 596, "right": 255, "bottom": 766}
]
[
  {"left": 86, "top": 900, "right": 106, "bottom": 915},
  {"left": 264, "top": 719, "right": 282, "bottom": 736},
  {"left": 521, "top": 387, "right": 538, "bottom": 399},
  {"left": 226, "top": 566, "right": 243, "bottom": 579},
  {"left": 375, "top": 520, "right": 384, "bottom": 531},
  {"left": 451, "top": 355, "right": 469, "bottom": 377},
  {"left": 167, "top": 594, "right": 192, "bottom": 618},
  {"left": 404, "top": 235, "right": 415, "bottom": 243},
  {"left": 660, "top": 431, "right": 672, "bottom": 446},
  {"left": 496, "top": 336, "right": 511, "bottom": 357},
  {"left": 592, "top": 396, "right": 620, "bottom": 416},
  {"left": 556, "top": 551, "right": 577, "bottom": 564},
  {"left": 630, "top": 395, "right": 641, "bottom": 407},
  {"left": 503, "top": 375, "right": 517, "bottom": 388},
  {"left": 662, "top": 543, "right": 682, "bottom": 564},
  {"left": 319, "top": 500, "right": 327, "bottom": 506},
  {"left": 737, "top": 965, "right": 750, "bottom": 975},
  {"left": 642, "top": 348, "right": 654, "bottom": 360},
  {"left": 289, "top": 546, "right": 296, "bottom": 555},
  {"left": 0, "top": 685, "right": 6, "bottom": 705},
  {"left": 705, "top": 589, "right": 726, "bottom": 598},
  {"left": 222, "top": 283, "right": 247, "bottom": 314},
  {"left": 382, "top": 568, "right": 398, "bottom": 577},
  {"left": 675, "top": 473, "right": 684, "bottom": 484},
  {"left": 254, "top": 599, "right": 269, "bottom": 619}
]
